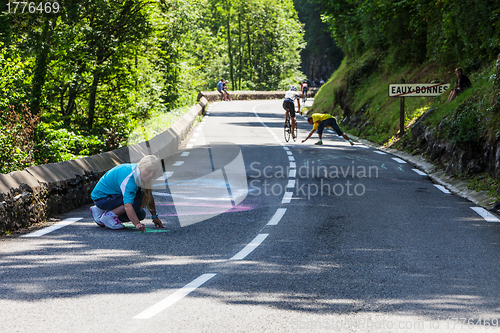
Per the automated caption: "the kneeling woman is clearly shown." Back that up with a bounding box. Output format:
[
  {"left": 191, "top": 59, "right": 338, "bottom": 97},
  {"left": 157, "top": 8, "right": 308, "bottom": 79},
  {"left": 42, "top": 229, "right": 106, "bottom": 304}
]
[{"left": 90, "top": 155, "right": 164, "bottom": 232}]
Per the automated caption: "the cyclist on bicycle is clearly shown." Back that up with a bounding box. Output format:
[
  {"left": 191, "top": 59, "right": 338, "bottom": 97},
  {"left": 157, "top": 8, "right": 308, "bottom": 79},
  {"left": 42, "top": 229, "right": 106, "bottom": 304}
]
[
  {"left": 301, "top": 80, "right": 308, "bottom": 101},
  {"left": 283, "top": 85, "right": 301, "bottom": 139},
  {"left": 302, "top": 113, "right": 354, "bottom": 146}
]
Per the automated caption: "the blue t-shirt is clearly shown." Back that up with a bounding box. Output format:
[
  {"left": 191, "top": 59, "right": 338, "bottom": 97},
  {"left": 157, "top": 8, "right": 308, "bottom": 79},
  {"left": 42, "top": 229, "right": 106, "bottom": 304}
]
[
  {"left": 91, "top": 164, "right": 141, "bottom": 205},
  {"left": 217, "top": 81, "right": 224, "bottom": 92}
]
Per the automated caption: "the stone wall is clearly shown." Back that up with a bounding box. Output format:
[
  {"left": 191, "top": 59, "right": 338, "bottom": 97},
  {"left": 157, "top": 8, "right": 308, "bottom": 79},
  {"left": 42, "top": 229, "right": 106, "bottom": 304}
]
[
  {"left": 0, "top": 97, "right": 208, "bottom": 235},
  {"left": 198, "top": 89, "right": 317, "bottom": 102}
]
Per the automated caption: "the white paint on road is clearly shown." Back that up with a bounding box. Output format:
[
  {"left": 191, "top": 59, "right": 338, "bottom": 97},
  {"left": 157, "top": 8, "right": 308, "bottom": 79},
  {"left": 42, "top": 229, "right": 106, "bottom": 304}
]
[
  {"left": 471, "top": 207, "right": 500, "bottom": 223},
  {"left": 412, "top": 169, "right": 427, "bottom": 176},
  {"left": 374, "top": 151, "right": 387, "bottom": 155},
  {"left": 230, "top": 234, "right": 269, "bottom": 260},
  {"left": 433, "top": 184, "right": 451, "bottom": 194},
  {"left": 21, "top": 218, "right": 83, "bottom": 237},
  {"left": 173, "top": 161, "right": 185, "bottom": 167},
  {"left": 287, "top": 179, "right": 296, "bottom": 189},
  {"left": 267, "top": 208, "right": 287, "bottom": 226},
  {"left": 282, "top": 192, "right": 293, "bottom": 204},
  {"left": 391, "top": 157, "right": 407, "bottom": 164},
  {"left": 133, "top": 273, "right": 217, "bottom": 319}
]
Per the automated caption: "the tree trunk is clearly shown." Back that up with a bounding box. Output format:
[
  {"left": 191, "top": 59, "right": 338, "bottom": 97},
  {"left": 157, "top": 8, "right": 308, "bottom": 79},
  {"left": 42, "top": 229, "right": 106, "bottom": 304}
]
[
  {"left": 226, "top": 2, "right": 234, "bottom": 89},
  {"left": 87, "top": 70, "right": 101, "bottom": 129},
  {"left": 30, "top": 18, "right": 54, "bottom": 115}
]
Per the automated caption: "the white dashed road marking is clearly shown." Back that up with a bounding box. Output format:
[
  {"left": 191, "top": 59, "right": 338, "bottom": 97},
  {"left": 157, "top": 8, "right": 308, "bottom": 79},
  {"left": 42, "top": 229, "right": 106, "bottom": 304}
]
[
  {"left": 391, "top": 157, "right": 407, "bottom": 164},
  {"left": 433, "top": 184, "right": 451, "bottom": 194},
  {"left": 21, "top": 218, "right": 83, "bottom": 237},
  {"left": 133, "top": 274, "right": 217, "bottom": 319},
  {"left": 230, "top": 234, "right": 269, "bottom": 260},
  {"left": 470, "top": 207, "right": 500, "bottom": 223}
]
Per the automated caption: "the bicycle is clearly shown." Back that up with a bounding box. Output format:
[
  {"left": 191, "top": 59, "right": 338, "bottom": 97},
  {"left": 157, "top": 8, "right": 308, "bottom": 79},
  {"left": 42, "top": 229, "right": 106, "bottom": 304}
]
[
  {"left": 284, "top": 114, "right": 297, "bottom": 142},
  {"left": 302, "top": 90, "right": 307, "bottom": 104}
]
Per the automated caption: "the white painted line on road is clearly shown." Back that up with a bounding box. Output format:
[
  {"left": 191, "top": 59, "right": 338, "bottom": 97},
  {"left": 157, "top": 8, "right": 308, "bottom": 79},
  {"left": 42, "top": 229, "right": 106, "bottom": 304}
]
[
  {"left": 173, "top": 161, "right": 185, "bottom": 167},
  {"left": 289, "top": 169, "right": 296, "bottom": 178},
  {"left": 189, "top": 138, "right": 197, "bottom": 142},
  {"left": 289, "top": 162, "right": 296, "bottom": 169},
  {"left": 412, "top": 169, "right": 427, "bottom": 176},
  {"left": 287, "top": 179, "right": 296, "bottom": 189},
  {"left": 374, "top": 151, "right": 387, "bottom": 155},
  {"left": 288, "top": 156, "right": 295, "bottom": 162},
  {"left": 181, "top": 152, "right": 190, "bottom": 157},
  {"left": 156, "top": 172, "right": 173, "bottom": 181},
  {"left": 282, "top": 192, "right": 293, "bottom": 204},
  {"left": 267, "top": 208, "right": 287, "bottom": 226},
  {"left": 186, "top": 144, "right": 194, "bottom": 149},
  {"left": 470, "top": 207, "right": 500, "bottom": 223},
  {"left": 392, "top": 157, "right": 407, "bottom": 164},
  {"left": 283, "top": 147, "right": 290, "bottom": 151},
  {"left": 21, "top": 218, "right": 82, "bottom": 237},
  {"left": 286, "top": 151, "right": 293, "bottom": 155},
  {"left": 193, "top": 133, "right": 200, "bottom": 138},
  {"left": 433, "top": 184, "right": 451, "bottom": 194},
  {"left": 230, "top": 234, "right": 269, "bottom": 260},
  {"left": 133, "top": 273, "right": 217, "bottom": 319},
  {"left": 358, "top": 145, "right": 369, "bottom": 149}
]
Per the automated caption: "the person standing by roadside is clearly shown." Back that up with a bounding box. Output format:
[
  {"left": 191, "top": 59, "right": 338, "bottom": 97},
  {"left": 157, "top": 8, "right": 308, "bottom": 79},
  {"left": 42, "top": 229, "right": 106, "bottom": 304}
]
[{"left": 90, "top": 155, "right": 165, "bottom": 232}]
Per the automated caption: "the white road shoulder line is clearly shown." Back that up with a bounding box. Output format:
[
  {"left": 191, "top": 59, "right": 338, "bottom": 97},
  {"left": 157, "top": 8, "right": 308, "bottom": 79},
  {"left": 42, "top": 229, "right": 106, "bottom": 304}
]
[
  {"left": 267, "top": 208, "right": 287, "bottom": 226},
  {"left": 133, "top": 273, "right": 217, "bottom": 319},
  {"left": 433, "top": 184, "right": 451, "bottom": 194},
  {"left": 21, "top": 218, "right": 82, "bottom": 237},
  {"left": 287, "top": 179, "right": 296, "bottom": 189},
  {"left": 173, "top": 161, "right": 185, "bottom": 167},
  {"left": 470, "top": 207, "right": 500, "bottom": 223},
  {"left": 181, "top": 152, "right": 190, "bottom": 157},
  {"left": 374, "top": 151, "right": 387, "bottom": 155},
  {"left": 412, "top": 169, "right": 427, "bottom": 176},
  {"left": 230, "top": 234, "right": 269, "bottom": 260},
  {"left": 391, "top": 157, "right": 407, "bottom": 164}
]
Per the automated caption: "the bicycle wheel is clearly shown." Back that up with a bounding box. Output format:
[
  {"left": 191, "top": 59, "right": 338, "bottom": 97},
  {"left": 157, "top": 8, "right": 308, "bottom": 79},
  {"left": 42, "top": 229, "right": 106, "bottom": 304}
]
[
  {"left": 284, "top": 117, "right": 291, "bottom": 142},
  {"left": 292, "top": 121, "right": 298, "bottom": 142}
]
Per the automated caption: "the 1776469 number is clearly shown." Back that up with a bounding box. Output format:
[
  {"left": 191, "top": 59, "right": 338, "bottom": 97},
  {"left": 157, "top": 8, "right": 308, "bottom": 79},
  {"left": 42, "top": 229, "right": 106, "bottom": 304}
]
[{"left": 6, "top": 2, "right": 59, "bottom": 14}]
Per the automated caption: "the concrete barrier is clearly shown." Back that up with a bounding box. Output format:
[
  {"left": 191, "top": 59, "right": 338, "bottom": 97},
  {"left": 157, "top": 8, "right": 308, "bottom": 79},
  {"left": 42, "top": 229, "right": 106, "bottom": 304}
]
[{"left": 0, "top": 96, "right": 208, "bottom": 235}]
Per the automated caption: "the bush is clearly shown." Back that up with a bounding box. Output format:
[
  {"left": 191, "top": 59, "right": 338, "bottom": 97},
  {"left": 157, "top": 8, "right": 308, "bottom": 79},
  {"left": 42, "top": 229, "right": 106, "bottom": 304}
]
[{"left": 0, "top": 105, "right": 39, "bottom": 174}]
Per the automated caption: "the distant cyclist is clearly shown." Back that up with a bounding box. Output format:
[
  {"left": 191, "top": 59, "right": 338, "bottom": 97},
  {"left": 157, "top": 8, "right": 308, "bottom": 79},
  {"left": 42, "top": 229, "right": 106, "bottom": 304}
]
[
  {"left": 283, "top": 85, "right": 301, "bottom": 139},
  {"left": 301, "top": 80, "right": 308, "bottom": 100},
  {"left": 302, "top": 113, "right": 354, "bottom": 146}
]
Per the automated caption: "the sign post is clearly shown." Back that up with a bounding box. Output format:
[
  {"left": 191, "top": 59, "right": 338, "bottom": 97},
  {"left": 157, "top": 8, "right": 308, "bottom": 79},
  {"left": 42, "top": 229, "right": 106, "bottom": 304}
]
[{"left": 389, "top": 81, "right": 450, "bottom": 136}]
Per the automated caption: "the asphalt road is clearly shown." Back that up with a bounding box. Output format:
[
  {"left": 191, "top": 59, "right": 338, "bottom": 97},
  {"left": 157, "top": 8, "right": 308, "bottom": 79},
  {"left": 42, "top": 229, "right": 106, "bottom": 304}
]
[{"left": 1, "top": 99, "right": 500, "bottom": 333}]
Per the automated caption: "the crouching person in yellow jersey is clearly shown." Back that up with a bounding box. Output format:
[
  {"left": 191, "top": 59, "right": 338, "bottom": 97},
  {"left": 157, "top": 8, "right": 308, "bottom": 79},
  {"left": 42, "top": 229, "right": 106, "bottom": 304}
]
[{"left": 302, "top": 113, "right": 354, "bottom": 146}]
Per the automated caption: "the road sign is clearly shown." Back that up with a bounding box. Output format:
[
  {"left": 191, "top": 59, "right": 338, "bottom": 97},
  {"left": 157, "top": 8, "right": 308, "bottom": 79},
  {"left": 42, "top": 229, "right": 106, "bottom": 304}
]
[{"left": 389, "top": 83, "right": 450, "bottom": 97}]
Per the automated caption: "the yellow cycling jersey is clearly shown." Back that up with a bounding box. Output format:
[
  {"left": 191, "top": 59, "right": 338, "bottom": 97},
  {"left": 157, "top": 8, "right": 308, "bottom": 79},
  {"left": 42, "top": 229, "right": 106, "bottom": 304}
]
[{"left": 311, "top": 113, "right": 335, "bottom": 131}]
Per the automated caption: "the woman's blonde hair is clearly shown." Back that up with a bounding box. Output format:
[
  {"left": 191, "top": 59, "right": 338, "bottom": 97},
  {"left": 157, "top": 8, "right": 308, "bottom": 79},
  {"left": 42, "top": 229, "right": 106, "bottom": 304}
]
[{"left": 137, "top": 155, "right": 161, "bottom": 209}]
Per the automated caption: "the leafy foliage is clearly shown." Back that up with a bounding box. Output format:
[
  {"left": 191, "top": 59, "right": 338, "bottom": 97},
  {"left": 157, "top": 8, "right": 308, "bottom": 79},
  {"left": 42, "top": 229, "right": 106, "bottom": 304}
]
[
  {"left": 1, "top": 0, "right": 305, "bottom": 173},
  {"left": 317, "top": 0, "right": 500, "bottom": 67}
]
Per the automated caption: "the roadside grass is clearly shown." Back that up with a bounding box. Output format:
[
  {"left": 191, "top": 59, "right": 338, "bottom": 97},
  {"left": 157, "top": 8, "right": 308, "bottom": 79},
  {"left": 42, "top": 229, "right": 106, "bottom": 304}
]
[{"left": 312, "top": 51, "right": 500, "bottom": 199}]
